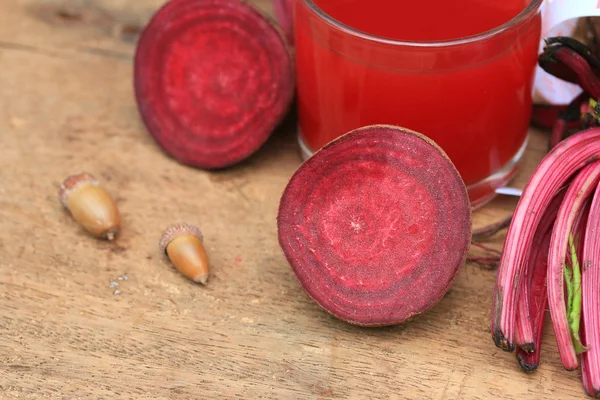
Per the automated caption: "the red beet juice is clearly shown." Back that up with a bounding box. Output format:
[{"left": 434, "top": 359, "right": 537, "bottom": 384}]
[{"left": 294, "top": 0, "right": 543, "bottom": 206}]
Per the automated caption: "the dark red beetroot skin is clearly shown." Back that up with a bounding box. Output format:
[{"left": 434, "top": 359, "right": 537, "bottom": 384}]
[
  {"left": 277, "top": 125, "right": 472, "bottom": 326},
  {"left": 134, "top": 0, "right": 294, "bottom": 169}
]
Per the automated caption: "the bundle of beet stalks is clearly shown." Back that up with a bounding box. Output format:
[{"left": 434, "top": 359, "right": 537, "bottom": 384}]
[{"left": 492, "top": 37, "right": 600, "bottom": 397}]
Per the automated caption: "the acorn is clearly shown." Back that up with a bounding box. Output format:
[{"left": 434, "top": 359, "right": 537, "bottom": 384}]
[
  {"left": 59, "top": 172, "right": 121, "bottom": 240},
  {"left": 159, "top": 223, "right": 210, "bottom": 284}
]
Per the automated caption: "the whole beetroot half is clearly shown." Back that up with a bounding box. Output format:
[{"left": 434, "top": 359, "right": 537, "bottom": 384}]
[
  {"left": 134, "top": 0, "right": 294, "bottom": 169},
  {"left": 277, "top": 125, "right": 472, "bottom": 326}
]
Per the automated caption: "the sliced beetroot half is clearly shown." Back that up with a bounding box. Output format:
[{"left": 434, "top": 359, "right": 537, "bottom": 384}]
[
  {"left": 277, "top": 125, "right": 472, "bottom": 326},
  {"left": 134, "top": 0, "right": 294, "bottom": 169}
]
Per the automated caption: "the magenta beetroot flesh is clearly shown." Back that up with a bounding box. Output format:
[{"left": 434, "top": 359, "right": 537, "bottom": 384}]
[
  {"left": 277, "top": 125, "right": 472, "bottom": 326},
  {"left": 134, "top": 0, "right": 294, "bottom": 169}
]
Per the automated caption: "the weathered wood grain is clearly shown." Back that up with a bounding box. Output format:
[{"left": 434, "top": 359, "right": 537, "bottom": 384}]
[{"left": 0, "top": 0, "right": 586, "bottom": 398}]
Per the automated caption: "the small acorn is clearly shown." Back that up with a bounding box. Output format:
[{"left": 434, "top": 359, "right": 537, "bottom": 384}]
[
  {"left": 59, "top": 172, "right": 121, "bottom": 240},
  {"left": 159, "top": 223, "right": 210, "bottom": 285}
]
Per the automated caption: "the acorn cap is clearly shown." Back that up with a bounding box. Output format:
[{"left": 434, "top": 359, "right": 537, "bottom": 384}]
[
  {"left": 58, "top": 172, "right": 99, "bottom": 208},
  {"left": 159, "top": 222, "right": 204, "bottom": 254}
]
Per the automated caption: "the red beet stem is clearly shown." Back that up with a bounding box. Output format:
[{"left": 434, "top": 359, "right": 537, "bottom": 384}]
[
  {"left": 552, "top": 48, "right": 600, "bottom": 99},
  {"left": 573, "top": 200, "right": 592, "bottom": 253},
  {"left": 492, "top": 127, "right": 600, "bottom": 352},
  {"left": 515, "top": 189, "right": 565, "bottom": 354},
  {"left": 548, "top": 162, "right": 600, "bottom": 370},
  {"left": 532, "top": 104, "right": 568, "bottom": 130},
  {"left": 582, "top": 339, "right": 598, "bottom": 398},
  {"left": 467, "top": 256, "right": 500, "bottom": 265},
  {"left": 550, "top": 92, "right": 591, "bottom": 149},
  {"left": 545, "top": 37, "right": 600, "bottom": 72},
  {"left": 134, "top": 0, "right": 294, "bottom": 169},
  {"left": 470, "top": 242, "right": 502, "bottom": 256},
  {"left": 539, "top": 37, "right": 600, "bottom": 97},
  {"left": 515, "top": 227, "right": 551, "bottom": 371},
  {"left": 581, "top": 178, "right": 600, "bottom": 395},
  {"left": 582, "top": 318, "right": 600, "bottom": 398},
  {"left": 472, "top": 215, "right": 512, "bottom": 242},
  {"left": 277, "top": 125, "right": 471, "bottom": 326},
  {"left": 273, "top": 0, "right": 293, "bottom": 45},
  {"left": 551, "top": 119, "right": 569, "bottom": 150}
]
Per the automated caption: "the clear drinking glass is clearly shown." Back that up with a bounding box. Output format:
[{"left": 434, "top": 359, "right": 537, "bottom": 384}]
[{"left": 294, "top": 0, "right": 543, "bottom": 207}]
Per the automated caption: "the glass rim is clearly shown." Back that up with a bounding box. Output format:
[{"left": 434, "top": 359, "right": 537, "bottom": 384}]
[{"left": 300, "top": 0, "right": 544, "bottom": 47}]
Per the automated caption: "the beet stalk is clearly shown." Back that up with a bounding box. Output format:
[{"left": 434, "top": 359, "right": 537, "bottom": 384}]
[
  {"left": 514, "top": 189, "right": 565, "bottom": 356},
  {"left": 545, "top": 37, "right": 600, "bottom": 74},
  {"left": 532, "top": 104, "right": 569, "bottom": 130},
  {"left": 472, "top": 215, "right": 512, "bottom": 242},
  {"left": 515, "top": 224, "right": 552, "bottom": 371},
  {"left": 583, "top": 341, "right": 597, "bottom": 398},
  {"left": 515, "top": 227, "right": 550, "bottom": 372},
  {"left": 491, "top": 127, "right": 600, "bottom": 352},
  {"left": 531, "top": 102, "right": 581, "bottom": 134},
  {"left": 277, "top": 125, "right": 471, "bottom": 326},
  {"left": 550, "top": 92, "right": 591, "bottom": 149},
  {"left": 539, "top": 37, "right": 600, "bottom": 99},
  {"left": 547, "top": 161, "right": 600, "bottom": 370},
  {"left": 581, "top": 181, "right": 600, "bottom": 396},
  {"left": 134, "top": 0, "right": 294, "bottom": 169}
]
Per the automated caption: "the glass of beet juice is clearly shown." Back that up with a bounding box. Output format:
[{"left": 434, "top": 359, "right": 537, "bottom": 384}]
[{"left": 294, "top": 0, "right": 543, "bottom": 207}]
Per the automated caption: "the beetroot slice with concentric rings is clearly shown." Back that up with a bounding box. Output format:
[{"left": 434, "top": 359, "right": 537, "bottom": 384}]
[
  {"left": 277, "top": 125, "right": 472, "bottom": 326},
  {"left": 134, "top": 0, "right": 294, "bottom": 169}
]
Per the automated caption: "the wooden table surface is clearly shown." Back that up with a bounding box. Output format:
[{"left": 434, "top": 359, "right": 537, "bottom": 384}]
[{"left": 0, "top": 0, "right": 588, "bottom": 398}]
